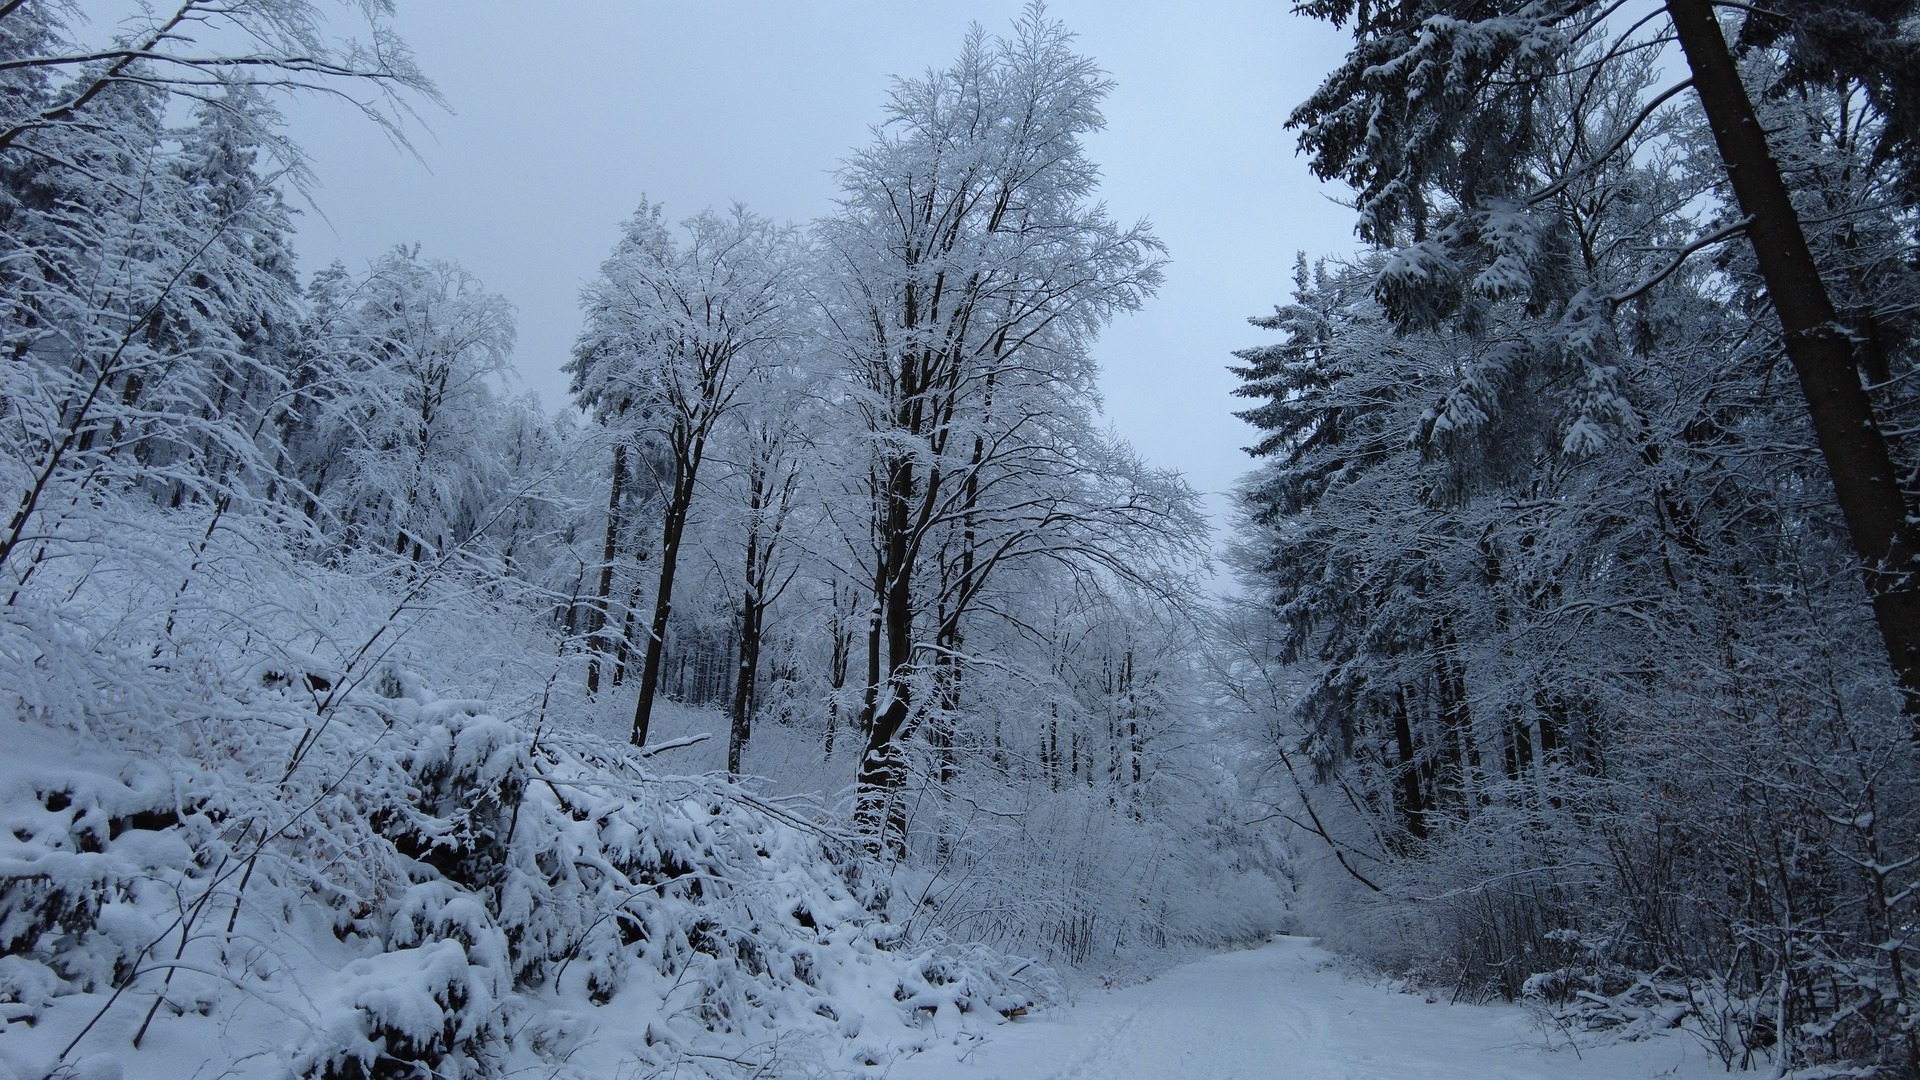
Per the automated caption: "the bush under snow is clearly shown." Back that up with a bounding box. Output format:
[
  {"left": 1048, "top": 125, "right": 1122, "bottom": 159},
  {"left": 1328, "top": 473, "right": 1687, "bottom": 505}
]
[{"left": 0, "top": 503, "right": 1050, "bottom": 1080}]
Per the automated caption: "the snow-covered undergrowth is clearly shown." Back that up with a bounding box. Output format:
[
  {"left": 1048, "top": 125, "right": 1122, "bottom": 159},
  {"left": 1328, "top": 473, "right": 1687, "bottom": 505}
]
[
  {"left": 887, "top": 774, "right": 1292, "bottom": 981},
  {"left": 594, "top": 706, "right": 1294, "bottom": 990},
  {"left": 0, "top": 505, "right": 1050, "bottom": 1079},
  {"left": 577, "top": 672, "right": 1295, "bottom": 987}
]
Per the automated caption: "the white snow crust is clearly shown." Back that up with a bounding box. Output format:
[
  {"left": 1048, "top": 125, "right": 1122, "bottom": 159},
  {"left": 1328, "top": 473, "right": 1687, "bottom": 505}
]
[{"left": 887, "top": 935, "right": 1725, "bottom": 1080}]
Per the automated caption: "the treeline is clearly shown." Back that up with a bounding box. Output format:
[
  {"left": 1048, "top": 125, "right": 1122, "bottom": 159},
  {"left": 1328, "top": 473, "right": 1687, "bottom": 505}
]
[
  {"left": 1229, "top": 1, "right": 1920, "bottom": 1073},
  {"left": 0, "top": 0, "right": 1285, "bottom": 1012},
  {"left": 548, "top": 7, "right": 1271, "bottom": 962}
]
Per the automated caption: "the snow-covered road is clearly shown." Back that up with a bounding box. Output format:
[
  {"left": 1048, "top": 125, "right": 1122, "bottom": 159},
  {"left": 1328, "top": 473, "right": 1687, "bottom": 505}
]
[{"left": 887, "top": 936, "right": 1723, "bottom": 1080}]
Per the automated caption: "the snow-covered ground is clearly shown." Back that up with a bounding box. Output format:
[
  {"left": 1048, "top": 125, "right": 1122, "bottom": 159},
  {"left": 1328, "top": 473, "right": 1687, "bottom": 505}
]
[{"left": 885, "top": 935, "right": 1725, "bottom": 1080}]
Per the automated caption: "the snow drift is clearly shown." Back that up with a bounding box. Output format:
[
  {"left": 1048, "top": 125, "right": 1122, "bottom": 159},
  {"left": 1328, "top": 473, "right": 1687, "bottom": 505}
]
[{"left": 0, "top": 502, "right": 1050, "bottom": 1080}]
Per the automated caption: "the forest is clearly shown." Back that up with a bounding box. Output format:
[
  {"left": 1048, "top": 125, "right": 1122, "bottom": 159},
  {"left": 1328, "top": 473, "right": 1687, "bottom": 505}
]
[{"left": 0, "top": 1, "right": 1916, "bottom": 1078}]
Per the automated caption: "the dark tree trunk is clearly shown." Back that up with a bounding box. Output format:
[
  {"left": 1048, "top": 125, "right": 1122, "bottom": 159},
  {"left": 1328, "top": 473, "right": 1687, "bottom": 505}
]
[
  {"left": 631, "top": 449, "right": 698, "bottom": 748},
  {"left": 853, "top": 740, "right": 909, "bottom": 857},
  {"left": 1432, "top": 617, "right": 1475, "bottom": 811},
  {"left": 587, "top": 442, "right": 627, "bottom": 697},
  {"left": 728, "top": 485, "right": 766, "bottom": 777},
  {"left": 929, "top": 648, "right": 958, "bottom": 786},
  {"left": 1391, "top": 688, "right": 1427, "bottom": 841},
  {"left": 1669, "top": 0, "right": 1920, "bottom": 728},
  {"left": 612, "top": 578, "right": 642, "bottom": 686},
  {"left": 1121, "top": 651, "right": 1145, "bottom": 788},
  {"left": 728, "top": 605, "right": 760, "bottom": 776},
  {"left": 855, "top": 451, "right": 920, "bottom": 854},
  {"left": 859, "top": 564, "right": 884, "bottom": 737},
  {"left": 826, "top": 585, "right": 853, "bottom": 759}
]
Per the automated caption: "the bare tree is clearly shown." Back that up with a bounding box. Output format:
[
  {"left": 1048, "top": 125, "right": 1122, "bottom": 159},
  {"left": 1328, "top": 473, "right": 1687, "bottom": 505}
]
[
  {"left": 571, "top": 201, "right": 800, "bottom": 745},
  {"left": 817, "top": 4, "right": 1170, "bottom": 850}
]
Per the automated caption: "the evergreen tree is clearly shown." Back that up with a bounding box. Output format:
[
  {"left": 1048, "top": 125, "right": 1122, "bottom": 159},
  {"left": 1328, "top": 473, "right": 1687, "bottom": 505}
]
[
  {"left": 1290, "top": 0, "right": 1920, "bottom": 724},
  {"left": 1239, "top": 4, "right": 1920, "bottom": 1065}
]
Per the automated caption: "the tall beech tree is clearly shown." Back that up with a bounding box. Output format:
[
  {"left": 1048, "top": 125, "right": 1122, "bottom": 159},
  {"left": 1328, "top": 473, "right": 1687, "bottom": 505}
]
[
  {"left": 571, "top": 202, "right": 799, "bottom": 746},
  {"left": 817, "top": 5, "right": 1168, "bottom": 849}
]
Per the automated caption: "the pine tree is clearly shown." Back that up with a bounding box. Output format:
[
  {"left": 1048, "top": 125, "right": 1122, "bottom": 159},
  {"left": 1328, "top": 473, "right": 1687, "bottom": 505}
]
[{"left": 1290, "top": 0, "right": 1920, "bottom": 726}]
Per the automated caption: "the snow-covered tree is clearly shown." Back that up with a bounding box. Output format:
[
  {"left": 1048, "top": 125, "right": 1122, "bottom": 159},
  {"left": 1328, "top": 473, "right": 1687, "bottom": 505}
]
[
  {"left": 1240, "top": 7, "right": 1920, "bottom": 1066},
  {"left": 289, "top": 246, "right": 515, "bottom": 563},
  {"left": 816, "top": 3, "right": 1173, "bottom": 848},
  {"left": 0, "top": 0, "right": 430, "bottom": 583},
  {"left": 707, "top": 364, "right": 815, "bottom": 776},
  {"left": 571, "top": 201, "right": 802, "bottom": 742},
  {"left": 1290, "top": 0, "right": 1920, "bottom": 725},
  {"left": 0, "top": 0, "right": 431, "bottom": 161}
]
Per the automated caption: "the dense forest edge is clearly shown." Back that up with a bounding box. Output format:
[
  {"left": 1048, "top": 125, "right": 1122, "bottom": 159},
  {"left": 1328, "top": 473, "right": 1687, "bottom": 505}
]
[
  {"left": 1227, "top": 1, "right": 1920, "bottom": 1075},
  {"left": 0, "top": 4, "right": 1282, "bottom": 1078},
  {"left": 2, "top": 1, "right": 1918, "bottom": 1078}
]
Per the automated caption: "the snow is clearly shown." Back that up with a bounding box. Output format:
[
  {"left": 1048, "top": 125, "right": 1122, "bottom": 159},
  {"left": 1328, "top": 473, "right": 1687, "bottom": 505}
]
[
  {"left": 0, "top": 640, "right": 1053, "bottom": 1080},
  {"left": 887, "top": 935, "right": 1724, "bottom": 1080}
]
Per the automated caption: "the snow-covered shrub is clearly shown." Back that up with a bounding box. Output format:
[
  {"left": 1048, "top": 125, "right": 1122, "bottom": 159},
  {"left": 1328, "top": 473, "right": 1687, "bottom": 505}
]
[
  {"left": 0, "top": 752, "right": 219, "bottom": 1008},
  {"left": 0, "top": 503, "right": 1046, "bottom": 1080},
  {"left": 1519, "top": 933, "right": 1693, "bottom": 1042},
  {"left": 301, "top": 940, "right": 505, "bottom": 1080},
  {"left": 372, "top": 708, "right": 528, "bottom": 898},
  {"left": 897, "top": 746, "right": 1291, "bottom": 974}
]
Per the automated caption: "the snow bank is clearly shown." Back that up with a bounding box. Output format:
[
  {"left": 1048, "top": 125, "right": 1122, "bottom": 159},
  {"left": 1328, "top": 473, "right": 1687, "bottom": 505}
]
[{"left": 0, "top": 506, "right": 1049, "bottom": 1079}]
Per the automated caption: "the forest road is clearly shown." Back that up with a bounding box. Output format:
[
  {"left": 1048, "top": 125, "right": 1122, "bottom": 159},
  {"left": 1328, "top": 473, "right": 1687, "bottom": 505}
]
[{"left": 884, "top": 934, "right": 1719, "bottom": 1080}]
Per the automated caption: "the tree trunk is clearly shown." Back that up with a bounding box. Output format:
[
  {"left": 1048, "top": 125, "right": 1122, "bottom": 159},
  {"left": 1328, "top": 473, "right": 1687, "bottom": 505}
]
[
  {"left": 1669, "top": 0, "right": 1920, "bottom": 728},
  {"left": 1431, "top": 617, "right": 1475, "bottom": 813},
  {"left": 826, "top": 585, "right": 853, "bottom": 759},
  {"left": 587, "top": 442, "right": 627, "bottom": 697},
  {"left": 631, "top": 458, "right": 695, "bottom": 748},
  {"left": 612, "top": 578, "right": 642, "bottom": 686},
  {"left": 929, "top": 648, "right": 958, "bottom": 786},
  {"left": 854, "top": 452, "right": 919, "bottom": 853},
  {"left": 853, "top": 740, "right": 909, "bottom": 857},
  {"left": 1118, "top": 651, "right": 1145, "bottom": 789},
  {"left": 728, "top": 604, "right": 760, "bottom": 776},
  {"left": 1392, "top": 687, "right": 1427, "bottom": 841},
  {"left": 728, "top": 498, "right": 765, "bottom": 777},
  {"left": 859, "top": 567, "right": 884, "bottom": 737}
]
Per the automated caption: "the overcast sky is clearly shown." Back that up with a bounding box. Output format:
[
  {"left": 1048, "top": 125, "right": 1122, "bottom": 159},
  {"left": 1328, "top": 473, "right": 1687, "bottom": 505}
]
[{"left": 288, "top": 2, "right": 1360, "bottom": 543}]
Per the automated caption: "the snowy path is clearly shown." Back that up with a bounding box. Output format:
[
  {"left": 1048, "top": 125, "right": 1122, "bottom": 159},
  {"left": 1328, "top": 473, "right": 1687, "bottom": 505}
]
[{"left": 886, "top": 935, "right": 1721, "bottom": 1080}]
